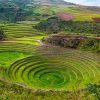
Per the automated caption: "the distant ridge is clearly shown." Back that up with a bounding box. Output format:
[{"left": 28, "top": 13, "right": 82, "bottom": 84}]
[{"left": 31, "top": 0, "right": 75, "bottom": 6}]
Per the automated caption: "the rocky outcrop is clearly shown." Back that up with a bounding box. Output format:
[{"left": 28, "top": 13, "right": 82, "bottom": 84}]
[
  {"left": 43, "top": 34, "right": 100, "bottom": 52},
  {"left": 43, "top": 34, "right": 87, "bottom": 48}
]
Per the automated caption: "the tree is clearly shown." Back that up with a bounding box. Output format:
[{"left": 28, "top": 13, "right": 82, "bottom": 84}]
[{"left": 0, "top": 28, "right": 5, "bottom": 40}]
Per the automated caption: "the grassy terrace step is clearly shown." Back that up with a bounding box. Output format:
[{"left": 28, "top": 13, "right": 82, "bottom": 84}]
[
  {"left": 0, "top": 45, "right": 99, "bottom": 91},
  {"left": 0, "top": 42, "right": 39, "bottom": 53},
  {"left": 0, "top": 22, "right": 100, "bottom": 91},
  {"left": 2, "top": 22, "right": 44, "bottom": 38}
]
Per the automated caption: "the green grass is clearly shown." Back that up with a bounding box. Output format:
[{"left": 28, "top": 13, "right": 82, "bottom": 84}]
[
  {"left": 1, "top": 22, "right": 45, "bottom": 38},
  {"left": 0, "top": 44, "right": 99, "bottom": 91},
  {"left": 0, "top": 22, "right": 100, "bottom": 91},
  {"left": 1, "top": 79, "right": 96, "bottom": 100},
  {"left": 33, "top": 5, "right": 100, "bottom": 21},
  {"left": 0, "top": 52, "right": 31, "bottom": 68},
  {"left": 0, "top": 4, "right": 100, "bottom": 99},
  {"left": 15, "top": 36, "right": 46, "bottom": 41},
  {"left": 0, "top": 21, "right": 100, "bottom": 99},
  {"left": 63, "top": 7, "right": 100, "bottom": 21},
  {"left": 0, "top": 22, "right": 46, "bottom": 45}
]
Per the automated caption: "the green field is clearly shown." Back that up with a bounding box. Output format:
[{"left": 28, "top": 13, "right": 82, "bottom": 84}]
[
  {"left": 32, "top": 5, "right": 100, "bottom": 21},
  {"left": 0, "top": 0, "right": 100, "bottom": 99},
  {"left": 0, "top": 5, "right": 100, "bottom": 99},
  {"left": 0, "top": 26, "right": 100, "bottom": 91},
  {"left": 3, "top": 47, "right": 100, "bottom": 91}
]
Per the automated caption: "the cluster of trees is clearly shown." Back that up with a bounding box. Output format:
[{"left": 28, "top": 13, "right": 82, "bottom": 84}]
[
  {"left": 0, "top": 0, "right": 33, "bottom": 22},
  {"left": 79, "top": 38, "right": 100, "bottom": 52},
  {"left": 61, "top": 21, "right": 100, "bottom": 34},
  {"left": 34, "top": 17, "right": 60, "bottom": 33},
  {"left": 0, "top": 0, "right": 31, "bottom": 8},
  {"left": 35, "top": 16, "right": 100, "bottom": 34},
  {"left": 0, "top": 27, "right": 5, "bottom": 40}
]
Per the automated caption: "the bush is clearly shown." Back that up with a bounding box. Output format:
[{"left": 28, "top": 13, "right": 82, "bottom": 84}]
[
  {"left": 35, "top": 17, "right": 100, "bottom": 34},
  {"left": 0, "top": 28, "right": 5, "bottom": 40},
  {"left": 34, "top": 17, "right": 60, "bottom": 33},
  {"left": 87, "top": 83, "right": 100, "bottom": 100},
  {"left": 79, "top": 38, "right": 100, "bottom": 52}
]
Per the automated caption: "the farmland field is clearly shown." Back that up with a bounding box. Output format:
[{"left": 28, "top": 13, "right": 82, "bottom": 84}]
[
  {"left": 0, "top": 0, "right": 100, "bottom": 99},
  {"left": 4, "top": 48, "right": 100, "bottom": 90},
  {"left": 0, "top": 28, "right": 100, "bottom": 91}
]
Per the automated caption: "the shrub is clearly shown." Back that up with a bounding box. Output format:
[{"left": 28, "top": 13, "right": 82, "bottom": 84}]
[
  {"left": 34, "top": 17, "right": 60, "bottom": 33},
  {"left": 87, "top": 83, "right": 100, "bottom": 100},
  {"left": 35, "top": 17, "right": 100, "bottom": 34},
  {"left": 79, "top": 38, "right": 100, "bottom": 52},
  {"left": 0, "top": 27, "right": 5, "bottom": 40}
]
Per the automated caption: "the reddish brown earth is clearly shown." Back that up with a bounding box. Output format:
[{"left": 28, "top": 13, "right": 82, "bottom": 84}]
[
  {"left": 92, "top": 18, "right": 100, "bottom": 22},
  {"left": 56, "top": 12, "right": 74, "bottom": 21},
  {"left": 95, "top": 37, "right": 100, "bottom": 39}
]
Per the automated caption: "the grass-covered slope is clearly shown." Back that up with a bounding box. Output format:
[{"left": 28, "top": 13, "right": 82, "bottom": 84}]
[
  {"left": 0, "top": 79, "right": 99, "bottom": 100},
  {"left": 0, "top": 1, "right": 100, "bottom": 99},
  {"left": 31, "top": 0, "right": 74, "bottom": 5},
  {"left": 0, "top": 41, "right": 100, "bottom": 91},
  {"left": 0, "top": 21, "right": 45, "bottom": 38},
  {"left": 0, "top": 21, "right": 99, "bottom": 92},
  {"left": 0, "top": 0, "right": 100, "bottom": 22}
]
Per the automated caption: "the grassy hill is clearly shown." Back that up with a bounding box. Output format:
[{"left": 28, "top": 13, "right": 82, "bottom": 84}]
[
  {"left": 0, "top": 0, "right": 100, "bottom": 22},
  {"left": 31, "top": 0, "right": 75, "bottom": 5},
  {"left": 0, "top": 0, "right": 100, "bottom": 100}
]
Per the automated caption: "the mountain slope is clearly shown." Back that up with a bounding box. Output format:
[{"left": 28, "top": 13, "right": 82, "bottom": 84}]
[
  {"left": 0, "top": 0, "right": 100, "bottom": 22},
  {"left": 31, "top": 0, "right": 75, "bottom": 5}
]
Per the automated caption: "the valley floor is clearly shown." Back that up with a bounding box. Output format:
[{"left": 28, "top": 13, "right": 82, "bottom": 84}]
[{"left": 0, "top": 22, "right": 100, "bottom": 100}]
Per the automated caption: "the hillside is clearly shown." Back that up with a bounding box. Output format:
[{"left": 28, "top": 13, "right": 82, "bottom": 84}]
[
  {"left": 0, "top": 0, "right": 100, "bottom": 100},
  {"left": 31, "top": 0, "right": 75, "bottom": 5},
  {"left": 0, "top": 0, "right": 100, "bottom": 22}
]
